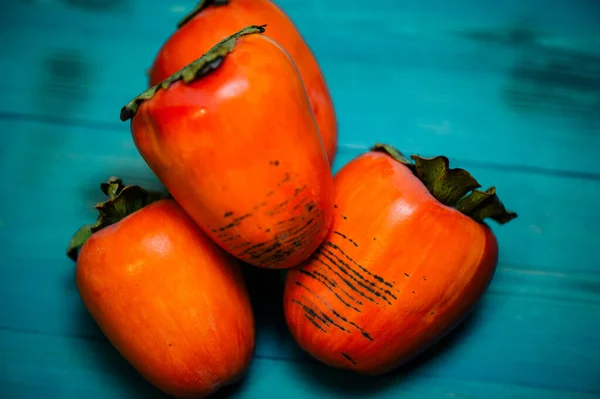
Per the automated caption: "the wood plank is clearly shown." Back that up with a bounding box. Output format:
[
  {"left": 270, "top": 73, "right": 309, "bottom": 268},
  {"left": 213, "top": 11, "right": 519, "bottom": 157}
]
[
  {"left": 2, "top": 2, "right": 599, "bottom": 397},
  {"left": 0, "top": 329, "right": 598, "bottom": 399},
  {"left": 1, "top": 120, "right": 599, "bottom": 394},
  {"left": 0, "top": 119, "right": 598, "bottom": 273},
  {"left": 1, "top": 259, "right": 599, "bottom": 394},
  {"left": 1, "top": 1, "right": 599, "bottom": 173}
]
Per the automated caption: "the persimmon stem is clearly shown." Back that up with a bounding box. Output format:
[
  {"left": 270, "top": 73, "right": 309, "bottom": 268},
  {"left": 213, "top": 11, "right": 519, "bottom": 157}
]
[
  {"left": 371, "top": 144, "right": 517, "bottom": 225},
  {"left": 66, "top": 177, "right": 168, "bottom": 261},
  {"left": 177, "top": 0, "right": 230, "bottom": 29},
  {"left": 120, "top": 24, "right": 266, "bottom": 122}
]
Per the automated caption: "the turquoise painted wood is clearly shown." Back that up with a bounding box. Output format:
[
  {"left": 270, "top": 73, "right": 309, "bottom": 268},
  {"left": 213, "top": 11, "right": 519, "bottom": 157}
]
[{"left": 1, "top": 0, "right": 599, "bottom": 398}]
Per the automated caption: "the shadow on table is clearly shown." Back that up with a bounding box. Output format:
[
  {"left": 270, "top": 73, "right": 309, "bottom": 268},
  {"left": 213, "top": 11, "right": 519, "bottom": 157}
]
[
  {"left": 239, "top": 264, "right": 500, "bottom": 397},
  {"left": 68, "top": 235, "right": 498, "bottom": 398},
  {"left": 287, "top": 305, "right": 487, "bottom": 397},
  {"left": 72, "top": 302, "right": 247, "bottom": 398},
  {"left": 71, "top": 315, "right": 170, "bottom": 398}
]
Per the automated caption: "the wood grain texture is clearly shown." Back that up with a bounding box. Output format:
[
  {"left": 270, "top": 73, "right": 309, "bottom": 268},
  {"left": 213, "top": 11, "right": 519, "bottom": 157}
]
[
  {"left": 2, "top": 1, "right": 599, "bottom": 174},
  {"left": 0, "top": 0, "right": 599, "bottom": 398}
]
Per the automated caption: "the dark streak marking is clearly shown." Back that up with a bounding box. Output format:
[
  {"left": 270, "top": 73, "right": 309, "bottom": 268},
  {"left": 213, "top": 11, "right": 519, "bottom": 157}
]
[
  {"left": 342, "top": 215, "right": 348, "bottom": 220},
  {"left": 312, "top": 259, "right": 364, "bottom": 307},
  {"left": 314, "top": 269, "right": 364, "bottom": 307},
  {"left": 228, "top": 203, "right": 324, "bottom": 267},
  {"left": 253, "top": 201, "right": 268, "bottom": 210},
  {"left": 341, "top": 353, "right": 357, "bottom": 364},
  {"left": 266, "top": 228, "right": 271, "bottom": 233},
  {"left": 284, "top": 216, "right": 314, "bottom": 236},
  {"left": 301, "top": 268, "right": 363, "bottom": 310},
  {"left": 360, "top": 330, "right": 375, "bottom": 341},
  {"left": 296, "top": 281, "right": 373, "bottom": 341},
  {"left": 334, "top": 205, "right": 338, "bottom": 208},
  {"left": 299, "top": 293, "right": 348, "bottom": 333},
  {"left": 212, "top": 211, "right": 253, "bottom": 234},
  {"left": 293, "top": 185, "right": 307, "bottom": 196},
  {"left": 232, "top": 213, "right": 251, "bottom": 223},
  {"left": 333, "top": 231, "right": 359, "bottom": 248},
  {"left": 303, "top": 314, "right": 326, "bottom": 332},
  {"left": 275, "top": 217, "right": 297, "bottom": 226},
  {"left": 221, "top": 234, "right": 241, "bottom": 243},
  {"left": 252, "top": 242, "right": 282, "bottom": 258},
  {"left": 404, "top": 273, "right": 410, "bottom": 277},
  {"left": 278, "top": 173, "right": 291, "bottom": 186},
  {"left": 266, "top": 190, "right": 275, "bottom": 197},
  {"left": 324, "top": 242, "right": 399, "bottom": 293},
  {"left": 320, "top": 247, "right": 396, "bottom": 303},
  {"left": 292, "top": 196, "right": 309, "bottom": 211},
  {"left": 266, "top": 199, "right": 290, "bottom": 216},
  {"left": 306, "top": 203, "right": 315, "bottom": 211},
  {"left": 316, "top": 251, "right": 379, "bottom": 304},
  {"left": 218, "top": 223, "right": 236, "bottom": 231},
  {"left": 239, "top": 241, "right": 267, "bottom": 252},
  {"left": 267, "top": 186, "right": 308, "bottom": 216},
  {"left": 260, "top": 217, "right": 322, "bottom": 264},
  {"left": 297, "top": 273, "right": 360, "bottom": 312},
  {"left": 292, "top": 299, "right": 329, "bottom": 327}
]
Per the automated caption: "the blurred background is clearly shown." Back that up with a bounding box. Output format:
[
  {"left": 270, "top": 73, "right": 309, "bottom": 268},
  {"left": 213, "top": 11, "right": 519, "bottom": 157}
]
[{"left": 0, "top": 0, "right": 599, "bottom": 398}]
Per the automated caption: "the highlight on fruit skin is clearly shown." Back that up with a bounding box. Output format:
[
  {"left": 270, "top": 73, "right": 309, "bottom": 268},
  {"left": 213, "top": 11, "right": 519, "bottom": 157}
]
[
  {"left": 121, "top": 25, "right": 335, "bottom": 270},
  {"left": 283, "top": 144, "right": 517, "bottom": 375},
  {"left": 68, "top": 177, "right": 256, "bottom": 398},
  {"left": 147, "top": 0, "right": 338, "bottom": 165}
]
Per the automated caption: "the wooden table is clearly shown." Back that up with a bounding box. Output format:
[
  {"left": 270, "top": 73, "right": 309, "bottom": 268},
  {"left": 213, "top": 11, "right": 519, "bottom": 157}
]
[{"left": 1, "top": 0, "right": 599, "bottom": 397}]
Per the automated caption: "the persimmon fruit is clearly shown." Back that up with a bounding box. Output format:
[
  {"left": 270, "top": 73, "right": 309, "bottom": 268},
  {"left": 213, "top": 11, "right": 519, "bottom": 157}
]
[
  {"left": 121, "top": 26, "right": 334, "bottom": 270},
  {"left": 283, "top": 144, "right": 517, "bottom": 375},
  {"left": 148, "top": 0, "right": 338, "bottom": 164},
  {"left": 67, "top": 178, "right": 255, "bottom": 398}
]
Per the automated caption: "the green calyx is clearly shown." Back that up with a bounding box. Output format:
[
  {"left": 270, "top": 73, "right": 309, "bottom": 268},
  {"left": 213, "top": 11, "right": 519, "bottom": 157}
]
[
  {"left": 371, "top": 144, "right": 518, "bottom": 225},
  {"left": 177, "top": 0, "right": 230, "bottom": 29},
  {"left": 119, "top": 24, "right": 266, "bottom": 122},
  {"left": 66, "top": 177, "right": 168, "bottom": 261}
]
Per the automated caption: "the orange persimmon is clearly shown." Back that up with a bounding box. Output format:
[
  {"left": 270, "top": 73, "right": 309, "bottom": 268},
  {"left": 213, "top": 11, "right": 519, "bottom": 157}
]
[
  {"left": 121, "top": 26, "right": 334, "bottom": 270},
  {"left": 148, "top": 0, "right": 338, "bottom": 164},
  {"left": 67, "top": 178, "right": 255, "bottom": 398},
  {"left": 283, "top": 144, "right": 517, "bottom": 375}
]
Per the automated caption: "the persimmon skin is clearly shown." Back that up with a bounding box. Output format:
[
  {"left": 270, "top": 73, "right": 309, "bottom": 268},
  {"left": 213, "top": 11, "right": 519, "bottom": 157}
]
[
  {"left": 76, "top": 199, "right": 255, "bottom": 398},
  {"left": 149, "top": 0, "right": 338, "bottom": 164},
  {"left": 283, "top": 151, "right": 499, "bottom": 375},
  {"left": 132, "top": 34, "right": 334, "bottom": 269}
]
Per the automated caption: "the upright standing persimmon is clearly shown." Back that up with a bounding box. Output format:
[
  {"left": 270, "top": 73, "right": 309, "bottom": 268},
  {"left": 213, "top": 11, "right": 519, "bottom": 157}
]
[
  {"left": 67, "top": 178, "right": 255, "bottom": 398},
  {"left": 121, "top": 26, "right": 334, "bottom": 270},
  {"left": 283, "top": 144, "right": 517, "bottom": 375},
  {"left": 148, "top": 0, "right": 338, "bottom": 164}
]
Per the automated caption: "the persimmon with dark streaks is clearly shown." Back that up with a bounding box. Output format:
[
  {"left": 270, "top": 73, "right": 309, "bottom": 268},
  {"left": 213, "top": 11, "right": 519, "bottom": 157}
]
[
  {"left": 66, "top": 178, "right": 255, "bottom": 398},
  {"left": 284, "top": 144, "right": 517, "bottom": 375},
  {"left": 148, "top": 0, "right": 338, "bottom": 164},
  {"left": 120, "top": 26, "right": 334, "bottom": 269}
]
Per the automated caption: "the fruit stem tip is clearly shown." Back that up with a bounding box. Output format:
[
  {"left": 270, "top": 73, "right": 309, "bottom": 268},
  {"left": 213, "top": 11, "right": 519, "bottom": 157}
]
[
  {"left": 66, "top": 177, "right": 167, "bottom": 261},
  {"left": 371, "top": 143, "right": 518, "bottom": 225},
  {"left": 119, "top": 24, "right": 266, "bottom": 122}
]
